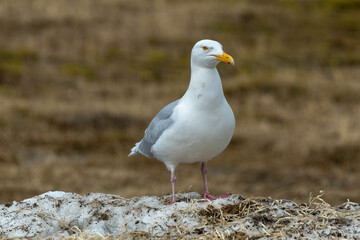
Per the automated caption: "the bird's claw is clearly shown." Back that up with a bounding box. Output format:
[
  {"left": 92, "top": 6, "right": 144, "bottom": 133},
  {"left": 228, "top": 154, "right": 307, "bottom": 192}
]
[
  {"left": 165, "top": 200, "right": 176, "bottom": 205},
  {"left": 202, "top": 192, "right": 231, "bottom": 201}
]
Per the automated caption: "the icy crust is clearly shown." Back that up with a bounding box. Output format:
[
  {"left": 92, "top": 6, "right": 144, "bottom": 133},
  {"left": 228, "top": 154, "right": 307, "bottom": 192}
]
[{"left": 0, "top": 191, "right": 359, "bottom": 239}]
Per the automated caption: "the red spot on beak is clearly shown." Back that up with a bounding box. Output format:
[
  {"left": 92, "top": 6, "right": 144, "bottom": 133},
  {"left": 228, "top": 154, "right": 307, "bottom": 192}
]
[{"left": 227, "top": 62, "right": 230, "bottom": 64}]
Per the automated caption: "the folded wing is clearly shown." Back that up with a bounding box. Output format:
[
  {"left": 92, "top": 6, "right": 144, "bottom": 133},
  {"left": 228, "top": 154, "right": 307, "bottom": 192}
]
[{"left": 130, "top": 100, "right": 179, "bottom": 158}]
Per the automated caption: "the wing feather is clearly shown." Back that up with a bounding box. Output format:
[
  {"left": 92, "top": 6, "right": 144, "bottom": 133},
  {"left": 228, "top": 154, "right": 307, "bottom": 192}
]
[{"left": 137, "top": 100, "right": 179, "bottom": 157}]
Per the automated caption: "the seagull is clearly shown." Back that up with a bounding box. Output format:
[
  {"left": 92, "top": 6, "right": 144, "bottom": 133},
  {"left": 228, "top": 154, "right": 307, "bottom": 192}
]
[{"left": 129, "top": 39, "right": 235, "bottom": 204}]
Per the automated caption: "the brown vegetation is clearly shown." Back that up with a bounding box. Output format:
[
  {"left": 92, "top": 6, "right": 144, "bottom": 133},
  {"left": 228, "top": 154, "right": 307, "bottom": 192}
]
[{"left": 0, "top": 0, "right": 359, "bottom": 205}]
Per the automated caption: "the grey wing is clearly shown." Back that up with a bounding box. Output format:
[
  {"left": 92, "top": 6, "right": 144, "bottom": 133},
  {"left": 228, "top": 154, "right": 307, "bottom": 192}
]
[{"left": 138, "top": 99, "right": 179, "bottom": 158}]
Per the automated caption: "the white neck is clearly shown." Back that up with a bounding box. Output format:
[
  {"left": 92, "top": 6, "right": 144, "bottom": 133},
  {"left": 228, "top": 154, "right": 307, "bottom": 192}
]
[{"left": 182, "top": 64, "right": 225, "bottom": 110}]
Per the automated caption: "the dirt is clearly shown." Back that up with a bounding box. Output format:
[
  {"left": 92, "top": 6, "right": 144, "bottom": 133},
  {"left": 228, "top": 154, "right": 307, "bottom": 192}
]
[{"left": 0, "top": 0, "right": 359, "bottom": 205}]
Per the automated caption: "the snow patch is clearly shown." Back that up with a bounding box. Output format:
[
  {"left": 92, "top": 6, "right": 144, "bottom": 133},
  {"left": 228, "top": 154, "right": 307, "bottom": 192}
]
[{"left": 0, "top": 192, "right": 359, "bottom": 239}]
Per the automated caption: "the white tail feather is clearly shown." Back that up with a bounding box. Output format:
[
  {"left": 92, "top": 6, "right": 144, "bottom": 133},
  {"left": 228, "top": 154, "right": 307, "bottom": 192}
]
[{"left": 128, "top": 142, "right": 140, "bottom": 156}]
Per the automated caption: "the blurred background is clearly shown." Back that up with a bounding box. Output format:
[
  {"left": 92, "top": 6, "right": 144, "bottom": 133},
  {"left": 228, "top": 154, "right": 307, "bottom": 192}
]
[{"left": 0, "top": 0, "right": 359, "bottom": 205}]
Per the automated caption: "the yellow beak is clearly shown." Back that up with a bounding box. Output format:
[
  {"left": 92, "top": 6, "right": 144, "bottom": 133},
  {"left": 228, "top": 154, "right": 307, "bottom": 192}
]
[{"left": 213, "top": 51, "right": 234, "bottom": 65}]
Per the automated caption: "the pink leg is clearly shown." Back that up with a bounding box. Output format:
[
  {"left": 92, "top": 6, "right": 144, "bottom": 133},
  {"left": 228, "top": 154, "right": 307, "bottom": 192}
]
[
  {"left": 201, "top": 162, "right": 231, "bottom": 200},
  {"left": 166, "top": 170, "right": 176, "bottom": 204}
]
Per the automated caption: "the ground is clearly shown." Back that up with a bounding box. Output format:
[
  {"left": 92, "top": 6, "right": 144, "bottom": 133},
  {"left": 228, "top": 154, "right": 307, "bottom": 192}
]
[
  {"left": 1, "top": 192, "right": 359, "bottom": 239},
  {"left": 0, "top": 0, "right": 359, "bottom": 205}
]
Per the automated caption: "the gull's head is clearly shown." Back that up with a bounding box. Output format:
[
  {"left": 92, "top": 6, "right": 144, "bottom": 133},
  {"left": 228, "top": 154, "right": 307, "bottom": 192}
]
[{"left": 191, "top": 39, "right": 234, "bottom": 68}]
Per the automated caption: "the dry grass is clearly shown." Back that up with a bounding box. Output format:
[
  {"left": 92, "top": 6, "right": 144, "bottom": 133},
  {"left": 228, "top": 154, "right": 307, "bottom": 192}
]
[{"left": 0, "top": 0, "right": 359, "bottom": 205}]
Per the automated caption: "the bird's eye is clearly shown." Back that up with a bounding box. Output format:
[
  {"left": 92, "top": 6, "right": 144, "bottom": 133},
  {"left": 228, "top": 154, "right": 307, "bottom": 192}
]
[{"left": 202, "top": 46, "right": 208, "bottom": 51}]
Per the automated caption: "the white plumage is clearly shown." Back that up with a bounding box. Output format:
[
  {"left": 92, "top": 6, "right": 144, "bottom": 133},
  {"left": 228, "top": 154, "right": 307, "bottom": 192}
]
[{"left": 129, "top": 39, "right": 235, "bottom": 203}]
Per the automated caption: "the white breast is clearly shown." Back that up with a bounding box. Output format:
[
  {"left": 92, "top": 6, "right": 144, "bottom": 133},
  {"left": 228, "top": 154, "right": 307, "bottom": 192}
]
[{"left": 152, "top": 98, "right": 235, "bottom": 171}]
